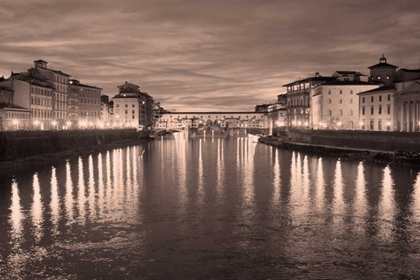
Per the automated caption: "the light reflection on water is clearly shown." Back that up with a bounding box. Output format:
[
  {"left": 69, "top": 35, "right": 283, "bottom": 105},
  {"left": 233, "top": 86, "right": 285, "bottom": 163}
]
[{"left": 1, "top": 133, "right": 420, "bottom": 279}]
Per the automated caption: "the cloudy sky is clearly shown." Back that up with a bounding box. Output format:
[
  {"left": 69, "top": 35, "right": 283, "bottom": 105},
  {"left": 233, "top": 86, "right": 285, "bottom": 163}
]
[{"left": 1, "top": 0, "right": 419, "bottom": 112}]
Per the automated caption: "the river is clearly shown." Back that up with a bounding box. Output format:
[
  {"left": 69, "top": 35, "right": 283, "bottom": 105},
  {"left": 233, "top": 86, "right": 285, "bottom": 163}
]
[{"left": 0, "top": 133, "right": 420, "bottom": 279}]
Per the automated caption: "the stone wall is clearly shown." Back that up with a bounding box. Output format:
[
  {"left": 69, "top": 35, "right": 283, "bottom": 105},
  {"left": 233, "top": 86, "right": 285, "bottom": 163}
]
[
  {"left": 289, "top": 129, "right": 420, "bottom": 152},
  {"left": 0, "top": 129, "right": 137, "bottom": 161}
]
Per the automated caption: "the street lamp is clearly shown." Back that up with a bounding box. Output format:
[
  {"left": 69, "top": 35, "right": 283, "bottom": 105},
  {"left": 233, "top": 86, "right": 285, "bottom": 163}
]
[
  {"left": 51, "top": 120, "right": 57, "bottom": 130},
  {"left": 12, "top": 119, "right": 19, "bottom": 130},
  {"left": 33, "top": 119, "right": 40, "bottom": 130}
]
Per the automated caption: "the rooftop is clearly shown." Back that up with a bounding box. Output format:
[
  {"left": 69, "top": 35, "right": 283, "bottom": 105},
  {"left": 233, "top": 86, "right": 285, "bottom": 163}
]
[
  {"left": 283, "top": 76, "right": 336, "bottom": 87},
  {"left": 358, "top": 85, "right": 395, "bottom": 94}
]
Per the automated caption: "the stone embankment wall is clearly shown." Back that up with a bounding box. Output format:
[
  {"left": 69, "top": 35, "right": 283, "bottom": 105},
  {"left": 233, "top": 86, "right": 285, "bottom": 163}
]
[
  {"left": 288, "top": 129, "right": 420, "bottom": 152},
  {"left": 0, "top": 129, "right": 137, "bottom": 162}
]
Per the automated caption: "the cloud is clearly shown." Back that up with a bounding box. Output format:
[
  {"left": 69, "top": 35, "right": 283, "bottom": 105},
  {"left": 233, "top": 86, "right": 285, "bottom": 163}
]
[{"left": 1, "top": 0, "right": 420, "bottom": 111}]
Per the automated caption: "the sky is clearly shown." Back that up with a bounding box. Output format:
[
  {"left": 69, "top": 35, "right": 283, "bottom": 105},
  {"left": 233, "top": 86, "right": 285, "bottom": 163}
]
[{"left": 1, "top": 0, "right": 420, "bottom": 112}]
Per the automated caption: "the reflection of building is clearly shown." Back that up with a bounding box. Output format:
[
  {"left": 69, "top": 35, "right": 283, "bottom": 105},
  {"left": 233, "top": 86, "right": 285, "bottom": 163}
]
[
  {"left": 0, "top": 86, "right": 31, "bottom": 130},
  {"left": 112, "top": 82, "right": 154, "bottom": 129},
  {"left": 69, "top": 79, "right": 102, "bottom": 127},
  {"left": 283, "top": 73, "right": 335, "bottom": 128},
  {"left": 311, "top": 72, "right": 379, "bottom": 130}
]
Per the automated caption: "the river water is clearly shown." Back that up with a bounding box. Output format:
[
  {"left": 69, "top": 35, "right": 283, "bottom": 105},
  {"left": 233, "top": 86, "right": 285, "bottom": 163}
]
[{"left": 0, "top": 133, "right": 420, "bottom": 279}]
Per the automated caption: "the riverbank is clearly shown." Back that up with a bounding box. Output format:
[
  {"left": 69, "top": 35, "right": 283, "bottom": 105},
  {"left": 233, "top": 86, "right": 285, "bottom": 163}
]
[
  {"left": 0, "top": 138, "right": 151, "bottom": 178},
  {"left": 258, "top": 136, "right": 420, "bottom": 167}
]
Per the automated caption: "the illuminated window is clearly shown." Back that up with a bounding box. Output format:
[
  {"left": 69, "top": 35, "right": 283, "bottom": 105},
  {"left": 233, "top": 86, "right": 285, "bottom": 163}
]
[
  {"left": 386, "top": 75, "right": 390, "bottom": 80},
  {"left": 377, "top": 76, "right": 381, "bottom": 79}
]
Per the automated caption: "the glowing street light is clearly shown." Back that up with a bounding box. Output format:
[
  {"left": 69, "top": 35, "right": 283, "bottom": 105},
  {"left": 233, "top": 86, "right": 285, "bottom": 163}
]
[{"left": 51, "top": 120, "right": 58, "bottom": 130}]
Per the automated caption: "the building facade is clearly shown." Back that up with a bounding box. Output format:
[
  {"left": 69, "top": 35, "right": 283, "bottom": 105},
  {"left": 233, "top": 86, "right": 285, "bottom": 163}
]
[
  {"left": 0, "top": 72, "right": 54, "bottom": 130},
  {"left": 283, "top": 73, "right": 336, "bottom": 128},
  {"left": 112, "top": 82, "right": 154, "bottom": 129},
  {"left": 358, "top": 86, "right": 395, "bottom": 131},
  {"left": 0, "top": 86, "right": 31, "bottom": 130},
  {"left": 311, "top": 80, "right": 379, "bottom": 130},
  {"left": 31, "top": 60, "right": 71, "bottom": 129},
  {"left": 394, "top": 79, "right": 420, "bottom": 132},
  {"left": 69, "top": 79, "right": 102, "bottom": 128}
]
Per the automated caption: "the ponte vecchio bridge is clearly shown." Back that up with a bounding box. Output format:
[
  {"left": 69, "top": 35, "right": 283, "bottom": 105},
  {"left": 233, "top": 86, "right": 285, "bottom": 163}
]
[{"left": 155, "top": 111, "right": 268, "bottom": 135}]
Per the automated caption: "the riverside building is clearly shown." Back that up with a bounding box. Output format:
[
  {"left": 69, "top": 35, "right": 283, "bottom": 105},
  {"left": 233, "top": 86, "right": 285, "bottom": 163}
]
[
  {"left": 311, "top": 71, "right": 379, "bottom": 130},
  {"left": 31, "top": 60, "right": 71, "bottom": 129},
  {"left": 283, "top": 73, "right": 335, "bottom": 128},
  {"left": 0, "top": 71, "right": 54, "bottom": 130},
  {"left": 112, "top": 82, "right": 154, "bottom": 129},
  {"left": 69, "top": 79, "right": 102, "bottom": 128}
]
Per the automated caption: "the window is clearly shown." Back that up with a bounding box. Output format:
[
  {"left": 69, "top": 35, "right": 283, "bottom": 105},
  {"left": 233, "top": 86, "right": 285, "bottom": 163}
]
[
  {"left": 349, "top": 109, "right": 353, "bottom": 116},
  {"left": 388, "top": 95, "right": 390, "bottom": 101},
  {"left": 328, "top": 99, "right": 331, "bottom": 104},
  {"left": 370, "top": 120, "right": 374, "bottom": 130},
  {"left": 371, "top": 96, "right": 374, "bottom": 102},
  {"left": 132, "top": 104, "right": 135, "bottom": 107},
  {"left": 371, "top": 106, "right": 374, "bottom": 115},
  {"left": 339, "top": 99, "right": 342, "bottom": 104},
  {"left": 340, "top": 90, "right": 343, "bottom": 94},
  {"left": 350, "top": 90, "right": 353, "bottom": 94},
  {"left": 327, "top": 110, "right": 332, "bottom": 116},
  {"left": 350, "top": 99, "right": 353, "bottom": 104},
  {"left": 362, "top": 97, "right": 365, "bottom": 103},
  {"left": 377, "top": 76, "right": 381, "bottom": 80},
  {"left": 379, "top": 95, "right": 382, "bottom": 102},
  {"left": 387, "top": 105, "right": 391, "bottom": 114},
  {"left": 386, "top": 75, "right": 390, "bottom": 80},
  {"left": 378, "top": 120, "right": 382, "bottom": 130},
  {"left": 378, "top": 106, "right": 382, "bottom": 115},
  {"left": 125, "top": 104, "right": 128, "bottom": 107},
  {"left": 339, "top": 110, "right": 343, "bottom": 116},
  {"left": 328, "top": 90, "right": 331, "bottom": 95}
]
